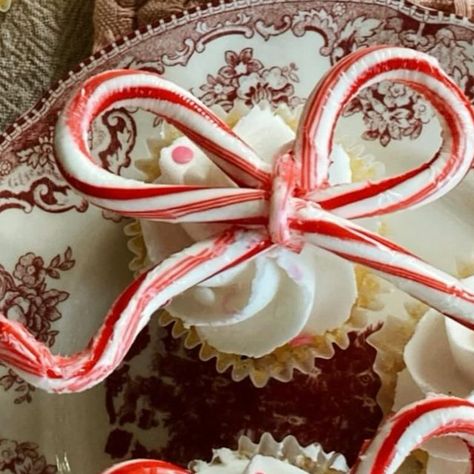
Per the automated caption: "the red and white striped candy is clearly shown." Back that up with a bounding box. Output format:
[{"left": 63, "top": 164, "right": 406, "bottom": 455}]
[
  {"left": 351, "top": 396, "right": 474, "bottom": 474},
  {"left": 296, "top": 45, "right": 474, "bottom": 218},
  {"left": 0, "top": 230, "right": 271, "bottom": 392},
  {"left": 101, "top": 459, "right": 189, "bottom": 474},
  {"left": 54, "top": 69, "right": 270, "bottom": 223},
  {"left": 0, "top": 45, "right": 472, "bottom": 393},
  {"left": 292, "top": 203, "right": 474, "bottom": 330}
]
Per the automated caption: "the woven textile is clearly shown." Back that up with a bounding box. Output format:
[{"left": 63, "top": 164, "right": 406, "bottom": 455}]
[
  {"left": 0, "top": 0, "right": 94, "bottom": 131},
  {"left": 1, "top": 0, "right": 472, "bottom": 132}
]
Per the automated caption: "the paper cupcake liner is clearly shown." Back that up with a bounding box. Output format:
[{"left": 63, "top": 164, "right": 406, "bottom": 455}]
[
  {"left": 367, "top": 301, "right": 428, "bottom": 414},
  {"left": 125, "top": 100, "right": 392, "bottom": 387},
  {"left": 189, "top": 432, "right": 349, "bottom": 473},
  {"left": 124, "top": 220, "right": 152, "bottom": 277},
  {"left": 158, "top": 266, "right": 384, "bottom": 388}
]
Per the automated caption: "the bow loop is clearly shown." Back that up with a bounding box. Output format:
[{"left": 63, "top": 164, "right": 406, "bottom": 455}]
[{"left": 294, "top": 45, "right": 474, "bottom": 221}]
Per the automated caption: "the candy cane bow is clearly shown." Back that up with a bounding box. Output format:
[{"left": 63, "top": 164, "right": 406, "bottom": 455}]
[{"left": 0, "top": 45, "right": 473, "bottom": 393}]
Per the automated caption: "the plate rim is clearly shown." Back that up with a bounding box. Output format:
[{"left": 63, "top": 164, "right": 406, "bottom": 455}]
[{"left": 0, "top": 0, "right": 473, "bottom": 151}]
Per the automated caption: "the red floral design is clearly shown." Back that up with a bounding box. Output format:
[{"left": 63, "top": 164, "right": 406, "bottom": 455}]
[
  {"left": 104, "top": 323, "right": 382, "bottom": 466},
  {"left": 343, "top": 81, "right": 433, "bottom": 146},
  {"left": 17, "top": 134, "right": 55, "bottom": 170},
  {"left": 94, "top": 107, "right": 138, "bottom": 175},
  {"left": 220, "top": 49, "right": 264, "bottom": 78},
  {"left": 309, "top": 10, "right": 473, "bottom": 147},
  {"left": 198, "top": 48, "right": 303, "bottom": 110},
  {"left": 0, "top": 439, "right": 57, "bottom": 473},
  {"left": 0, "top": 155, "right": 17, "bottom": 177},
  {"left": 0, "top": 248, "right": 74, "bottom": 403}
]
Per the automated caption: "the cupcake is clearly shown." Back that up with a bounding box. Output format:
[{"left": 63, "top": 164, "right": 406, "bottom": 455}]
[
  {"left": 125, "top": 102, "right": 386, "bottom": 387},
  {"left": 390, "top": 279, "right": 474, "bottom": 473},
  {"left": 365, "top": 168, "right": 474, "bottom": 469},
  {"left": 2, "top": 46, "right": 472, "bottom": 406},
  {"left": 103, "top": 433, "right": 348, "bottom": 474},
  {"left": 361, "top": 77, "right": 474, "bottom": 410},
  {"left": 103, "top": 396, "right": 474, "bottom": 473}
]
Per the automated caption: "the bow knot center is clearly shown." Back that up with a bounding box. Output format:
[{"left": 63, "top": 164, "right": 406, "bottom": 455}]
[{"left": 268, "top": 152, "right": 302, "bottom": 252}]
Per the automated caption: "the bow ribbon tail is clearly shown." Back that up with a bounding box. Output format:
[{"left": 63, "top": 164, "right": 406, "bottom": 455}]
[
  {"left": 292, "top": 203, "right": 474, "bottom": 330},
  {"left": 0, "top": 229, "right": 272, "bottom": 393},
  {"left": 350, "top": 396, "right": 474, "bottom": 474}
]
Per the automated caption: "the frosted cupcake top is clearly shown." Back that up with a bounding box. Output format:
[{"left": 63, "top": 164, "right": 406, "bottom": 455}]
[{"left": 141, "top": 106, "right": 359, "bottom": 359}]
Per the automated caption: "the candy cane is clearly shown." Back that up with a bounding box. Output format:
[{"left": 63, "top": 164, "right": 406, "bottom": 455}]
[
  {"left": 295, "top": 45, "right": 474, "bottom": 218},
  {"left": 102, "top": 459, "right": 189, "bottom": 474},
  {"left": 292, "top": 202, "right": 474, "bottom": 329},
  {"left": 55, "top": 69, "right": 271, "bottom": 223},
  {"left": 351, "top": 396, "right": 474, "bottom": 474},
  {"left": 0, "top": 46, "right": 472, "bottom": 393}
]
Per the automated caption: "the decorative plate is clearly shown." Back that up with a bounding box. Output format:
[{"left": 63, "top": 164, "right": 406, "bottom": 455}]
[{"left": 0, "top": 1, "right": 473, "bottom": 473}]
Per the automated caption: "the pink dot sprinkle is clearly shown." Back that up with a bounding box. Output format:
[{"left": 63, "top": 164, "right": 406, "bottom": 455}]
[{"left": 172, "top": 145, "right": 194, "bottom": 164}]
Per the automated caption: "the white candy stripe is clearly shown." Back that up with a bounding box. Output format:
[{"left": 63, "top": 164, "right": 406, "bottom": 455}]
[
  {"left": 292, "top": 204, "right": 474, "bottom": 329},
  {"left": 0, "top": 229, "right": 271, "bottom": 393},
  {"left": 352, "top": 397, "right": 474, "bottom": 474},
  {"left": 90, "top": 188, "right": 268, "bottom": 222},
  {"left": 295, "top": 46, "right": 474, "bottom": 219},
  {"left": 54, "top": 70, "right": 271, "bottom": 222}
]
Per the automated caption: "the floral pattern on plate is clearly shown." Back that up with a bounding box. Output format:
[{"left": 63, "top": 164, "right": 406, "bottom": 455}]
[
  {"left": 0, "top": 439, "right": 57, "bottom": 474},
  {"left": 103, "top": 323, "right": 381, "bottom": 466},
  {"left": 0, "top": 249, "right": 74, "bottom": 404},
  {"left": 197, "top": 47, "right": 303, "bottom": 110}
]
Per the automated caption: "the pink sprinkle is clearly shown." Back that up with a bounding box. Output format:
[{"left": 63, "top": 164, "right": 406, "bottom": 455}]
[
  {"left": 288, "top": 334, "right": 314, "bottom": 347},
  {"left": 172, "top": 145, "right": 194, "bottom": 164}
]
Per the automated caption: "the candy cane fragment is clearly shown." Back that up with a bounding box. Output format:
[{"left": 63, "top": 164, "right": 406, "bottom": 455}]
[
  {"left": 291, "top": 202, "right": 474, "bottom": 330},
  {"left": 352, "top": 396, "right": 474, "bottom": 474},
  {"left": 102, "top": 459, "right": 189, "bottom": 474}
]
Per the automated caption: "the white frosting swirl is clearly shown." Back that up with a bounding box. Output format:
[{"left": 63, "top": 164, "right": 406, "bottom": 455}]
[
  {"left": 141, "top": 106, "right": 357, "bottom": 357},
  {"left": 393, "top": 280, "right": 474, "bottom": 473}
]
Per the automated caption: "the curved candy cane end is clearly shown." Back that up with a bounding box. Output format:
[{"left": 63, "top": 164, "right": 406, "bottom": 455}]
[
  {"left": 101, "top": 459, "right": 190, "bottom": 474},
  {"left": 351, "top": 396, "right": 474, "bottom": 474}
]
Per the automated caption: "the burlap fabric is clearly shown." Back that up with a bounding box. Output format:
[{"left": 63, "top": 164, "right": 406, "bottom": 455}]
[
  {"left": 93, "top": 0, "right": 207, "bottom": 50},
  {"left": 0, "top": 0, "right": 94, "bottom": 131}
]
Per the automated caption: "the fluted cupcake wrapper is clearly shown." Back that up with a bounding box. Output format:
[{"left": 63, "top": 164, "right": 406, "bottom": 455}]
[
  {"left": 159, "top": 305, "right": 367, "bottom": 388},
  {"left": 189, "top": 432, "right": 349, "bottom": 474},
  {"left": 124, "top": 101, "right": 387, "bottom": 387}
]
